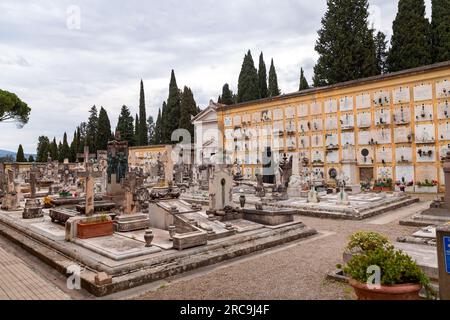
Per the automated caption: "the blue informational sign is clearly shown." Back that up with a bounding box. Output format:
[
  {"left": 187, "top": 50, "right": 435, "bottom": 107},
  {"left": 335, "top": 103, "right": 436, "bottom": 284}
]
[{"left": 444, "top": 237, "right": 450, "bottom": 274}]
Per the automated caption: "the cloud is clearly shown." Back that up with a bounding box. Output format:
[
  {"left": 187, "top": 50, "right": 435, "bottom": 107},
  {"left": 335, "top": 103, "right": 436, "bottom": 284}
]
[{"left": 0, "top": 0, "right": 428, "bottom": 153}]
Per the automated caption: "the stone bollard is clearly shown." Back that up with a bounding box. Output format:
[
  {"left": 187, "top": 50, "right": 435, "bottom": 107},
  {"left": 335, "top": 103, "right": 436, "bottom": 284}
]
[{"left": 436, "top": 224, "right": 450, "bottom": 300}]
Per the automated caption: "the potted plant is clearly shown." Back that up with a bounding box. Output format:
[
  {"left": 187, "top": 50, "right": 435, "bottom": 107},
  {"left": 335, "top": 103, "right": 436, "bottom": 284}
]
[
  {"left": 77, "top": 214, "right": 114, "bottom": 239},
  {"left": 414, "top": 180, "right": 438, "bottom": 193},
  {"left": 342, "top": 232, "right": 435, "bottom": 300}
]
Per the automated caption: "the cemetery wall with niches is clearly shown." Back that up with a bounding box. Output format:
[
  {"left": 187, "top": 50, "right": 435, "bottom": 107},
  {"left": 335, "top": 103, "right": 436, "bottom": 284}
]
[{"left": 218, "top": 62, "right": 450, "bottom": 192}]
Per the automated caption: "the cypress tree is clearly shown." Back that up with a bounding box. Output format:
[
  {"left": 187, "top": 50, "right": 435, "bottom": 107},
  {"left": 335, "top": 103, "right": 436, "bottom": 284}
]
[
  {"left": 28, "top": 155, "right": 34, "bottom": 163},
  {"left": 16, "top": 144, "right": 26, "bottom": 162},
  {"left": 138, "top": 80, "right": 148, "bottom": 145},
  {"left": 268, "top": 59, "right": 281, "bottom": 97},
  {"left": 50, "top": 138, "right": 58, "bottom": 161},
  {"left": 134, "top": 114, "right": 140, "bottom": 146},
  {"left": 299, "top": 68, "right": 310, "bottom": 91},
  {"left": 148, "top": 116, "right": 155, "bottom": 145},
  {"left": 86, "top": 105, "right": 99, "bottom": 152},
  {"left": 374, "top": 31, "right": 388, "bottom": 74},
  {"left": 387, "top": 0, "right": 432, "bottom": 72},
  {"left": 59, "top": 132, "right": 70, "bottom": 162},
  {"left": 161, "top": 101, "right": 169, "bottom": 144},
  {"left": 166, "top": 70, "right": 181, "bottom": 143},
  {"left": 96, "top": 107, "right": 111, "bottom": 151},
  {"left": 116, "top": 105, "right": 135, "bottom": 146},
  {"left": 69, "top": 130, "right": 77, "bottom": 162},
  {"left": 36, "top": 136, "right": 50, "bottom": 162},
  {"left": 258, "top": 52, "right": 268, "bottom": 99},
  {"left": 220, "top": 84, "right": 235, "bottom": 105},
  {"left": 237, "top": 50, "right": 260, "bottom": 103},
  {"left": 179, "top": 86, "right": 197, "bottom": 140},
  {"left": 153, "top": 107, "right": 163, "bottom": 145},
  {"left": 57, "top": 141, "right": 63, "bottom": 162},
  {"left": 431, "top": 0, "right": 450, "bottom": 63},
  {"left": 313, "top": 0, "right": 377, "bottom": 87}
]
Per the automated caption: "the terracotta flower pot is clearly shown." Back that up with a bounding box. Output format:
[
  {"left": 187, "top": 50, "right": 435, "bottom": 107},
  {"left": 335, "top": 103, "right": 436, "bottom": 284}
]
[
  {"left": 77, "top": 220, "right": 114, "bottom": 239},
  {"left": 349, "top": 279, "right": 422, "bottom": 300}
]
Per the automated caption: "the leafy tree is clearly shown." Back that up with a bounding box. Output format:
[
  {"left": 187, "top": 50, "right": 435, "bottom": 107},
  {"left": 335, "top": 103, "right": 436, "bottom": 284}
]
[
  {"left": 431, "top": 0, "right": 450, "bottom": 63},
  {"left": 387, "top": 0, "right": 432, "bottom": 72},
  {"left": 116, "top": 105, "right": 135, "bottom": 146},
  {"left": 0, "top": 89, "right": 31, "bottom": 126},
  {"left": 138, "top": 80, "right": 149, "bottom": 145},
  {"left": 16, "top": 144, "right": 26, "bottom": 162},
  {"left": 36, "top": 136, "right": 50, "bottom": 162},
  {"left": 258, "top": 52, "right": 269, "bottom": 99},
  {"left": 96, "top": 107, "right": 112, "bottom": 151},
  {"left": 299, "top": 67, "right": 310, "bottom": 91},
  {"left": 237, "top": 50, "right": 260, "bottom": 103},
  {"left": 313, "top": 0, "right": 377, "bottom": 86},
  {"left": 374, "top": 31, "right": 388, "bottom": 74},
  {"left": 268, "top": 59, "right": 281, "bottom": 97}
]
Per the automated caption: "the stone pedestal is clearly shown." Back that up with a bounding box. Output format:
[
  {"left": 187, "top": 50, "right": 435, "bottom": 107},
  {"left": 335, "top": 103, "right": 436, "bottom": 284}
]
[
  {"left": 1, "top": 193, "right": 20, "bottom": 211},
  {"left": 114, "top": 213, "right": 151, "bottom": 232},
  {"left": 307, "top": 187, "right": 319, "bottom": 203},
  {"left": 341, "top": 159, "right": 361, "bottom": 194},
  {"left": 436, "top": 225, "right": 450, "bottom": 300},
  {"left": 336, "top": 190, "right": 350, "bottom": 206},
  {"left": 22, "top": 199, "right": 43, "bottom": 219}
]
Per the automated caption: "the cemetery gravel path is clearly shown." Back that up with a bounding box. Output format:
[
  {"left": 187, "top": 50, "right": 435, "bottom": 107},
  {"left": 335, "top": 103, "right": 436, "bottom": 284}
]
[{"left": 135, "top": 205, "right": 423, "bottom": 300}]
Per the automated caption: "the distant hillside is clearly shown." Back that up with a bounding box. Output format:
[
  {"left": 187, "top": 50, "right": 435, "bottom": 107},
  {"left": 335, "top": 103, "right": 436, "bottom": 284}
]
[{"left": 0, "top": 149, "right": 37, "bottom": 161}]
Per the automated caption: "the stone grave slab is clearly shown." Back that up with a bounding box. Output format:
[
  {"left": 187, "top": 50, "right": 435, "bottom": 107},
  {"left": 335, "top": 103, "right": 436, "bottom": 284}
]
[
  {"left": 30, "top": 221, "right": 66, "bottom": 241},
  {"left": 229, "top": 219, "right": 264, "bottom": 233},
  {"left": 73, "top": 234, "right": 161, "bottom": 261},
  {"left": 117, "top": 228, "right": 173, "bottom": 250}
]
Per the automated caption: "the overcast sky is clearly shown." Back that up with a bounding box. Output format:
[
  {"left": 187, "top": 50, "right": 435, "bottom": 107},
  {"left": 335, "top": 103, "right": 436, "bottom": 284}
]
[{"left": 0, "top": 0, "right": 432, "bottom": 153}]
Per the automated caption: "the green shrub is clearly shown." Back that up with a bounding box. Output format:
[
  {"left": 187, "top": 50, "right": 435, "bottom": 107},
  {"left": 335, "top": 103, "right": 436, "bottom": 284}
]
[
  {"left": 344, "top": 245, "right": 436, "bottom": 299},
  {"left": 346, "top": 231, "right": 390, "bottom": 252}
]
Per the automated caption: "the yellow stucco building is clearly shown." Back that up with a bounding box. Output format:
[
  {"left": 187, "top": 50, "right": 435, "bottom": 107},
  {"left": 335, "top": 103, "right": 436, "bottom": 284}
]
[{"left": 216, "top": 62, "right": 450, "bottom": 192}]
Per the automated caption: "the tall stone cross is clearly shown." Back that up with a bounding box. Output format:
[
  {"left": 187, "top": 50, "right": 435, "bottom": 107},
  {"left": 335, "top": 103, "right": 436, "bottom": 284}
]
[{"left": 79, "top": 163, "right": 102, "bottom": 216}]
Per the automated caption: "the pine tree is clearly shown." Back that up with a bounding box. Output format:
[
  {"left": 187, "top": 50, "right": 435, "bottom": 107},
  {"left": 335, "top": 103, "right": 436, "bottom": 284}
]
[
  {"left": 16, "top": 144, "right": 26, "bottom": 162},
  {"left": 36, "top": 136, "right": 50, "bottom": 162},
  {"left": 28, "top": 155, "right": 34, "bottom": 162},
  {"left": 138, "top": 80, "right": 149, "bottom": 145},
  {"left": 116, "top": 105, "right": 135, "bottom": 146},
  {"left": 165, "top": 70, "right": 182, "bottom": 143},
  {"left": 220, "top": 84, "right": 235, "bottom": 105},
  {"left": 134, "top": 114, "right": 140, "bottom": 146},
  {"left": 268, "top": 59, "right": 281, "bottom": 97},
  {"left": 299, "top": 68, "right": 310, "bottom": 91},
  {"left": 258, "top": 52, "right": 268, "bottom": 99},
  {"left": 431, "top": 0, "right": 450, "bottom": 63},
  {"left": 387, "top": 0, "right": 432, "bottom": 72},
  {"left": 86, "top": 105, "right": 99, "bottom": 152},
  {"left": 96, "top": 107, "right": 111, "bottom": 151},
  {"left": 374, "top": 31, "right": 388, "bottom": 74},
  {"left": 313, "top": 0, "right": 377, "bottom": 86},
  {"left": 179, "top": 86, "right": 197, "bottom": 140},
  {"left": 237, "top": 50, "right": 260, "bottom": 103}
]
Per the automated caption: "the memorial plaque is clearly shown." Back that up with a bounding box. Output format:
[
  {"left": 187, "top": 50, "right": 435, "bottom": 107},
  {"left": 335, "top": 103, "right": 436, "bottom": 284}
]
[
  {"left": 339, "top": 96, "right": 353, "bottom": 111},
  {"left": 311, "top": 134, "right": 323, "bottom": 147},
  {"left": 395, "top": 165, "right": 414, "bottom": 183},
  {"left": 299, "top": 135, "right": 310, "bottom": 149},
  {"left": 444, "top": 237, "right": 450, "bottom": 274},
  {"left": 297, "top": 104, "right": 309, "bottom": 117},
  {"left": 311, "top": 101, "right": 322, "bottom": 115},
  {"left": 373, "top": 90, "right": 390, "bottom": 107},
  {"left": 261, "top": 110, "right": 272, "bottom": 121},
  {"left": 273, "top": 121, "right": 284, "bottom": 133},
  {"left": 416, "top": 165, "right": 437, "bottom": 182},
  {"left": 224, "top": 116, "right": 232, "bottom": 127},
  {"left": 376, "top": 146, "right": 392, "bottom": 163},
  {"left": 225, "top": 129, "right": 234, "bottom": 140},
  {"left": 298, "top": 120, "right": 309, "bottom": 133},
  {"left": 377, "top": 166, "right": 393, "bottom": 180},
  {"left": 286, "top": 120, "right": 296, "bottom": 132},
  {"left": 394, "top": 127, "right": 412, "bottom": 143},
  {"left": 341, "top": 113, "right": 355, "bottom": 127},
  {"left": 225, "top": 141, "right": 234, "bottom": 151},
  {"left": 341, "top": 132, "right": 355, "bottom": 145},
  {"left": 325, "top": 99, "right": 338, "bottom": 113},
  {"left": 416, "top": 146, "right": 436, "bottom": 162},
  {"left": 326, "top": 150, "right": 339, "bottom": 163},
  {"left": 438, "top": 101, "right": 450, "bottom": 120},
  {"left": 436, "top": 79, "right": 450, "bottom": 99},
  {"left": 440, "top": 144, "right": 450, "bottom": 161},
  {"left": 415, "top": 124, "right": 435, "bottom": 143},
  {"left": 252, "top": 112, "right": 261, "bottom": 123},
  {"left": 242, "top": 114, "right": 251, "bottom": 124},
  {"left": 396, "top": 146, "right": 413, "bottom": 162},
  {"left": 358, "top": 147, "right": 374, "bottom": 165},
  {"left": 326, "top": 133, "right": 338, "bottom": 146},
  {"left": 376, "top": 128, "right": 391, "bottom": 144},
  {"left": 414, "top": 104, "right": 434, "bottom": 122},
  {"left": 312, "top": 150, "right": 324, "bottom": 162},
  {"left": 358, "top": 130, "right": 371, "bottom": 145},
  {"left": 393, "top": 106, "right": 411, "bottom": 124},
  {"left": 356, "top": 93, "right": 371, "bottom": 109},
  {"left": 312, "top": 118, "right": 323, "bottom": 131},
  {"left": 325, "top": 116, "right": 338, "bottom": 130},
  {"left": 273, "top": 109, "right": 283, "bottom": 121},
  {"left": 285, "top": 106, "right": 295, "bottom": 119},
  {"left": 375, "top": 108, "right": 391, "bottom": 125},
  {"left": 439, "top": 122, "right": 450, "bottom": 141},
  {"left": 233, "top": 115, "right": 242, "bottom": 126},
  {"left": 357, "top": 111, "right": 372, "bottom": 128},
  {"left": 414, "top": 83, "right": 433, "bottom": 101},
  {"left": 286, "top": 136, "right": 296, "bottom": 149},
  {"left": 393, "top": 87, "right": 410, "bottom": 104}
]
